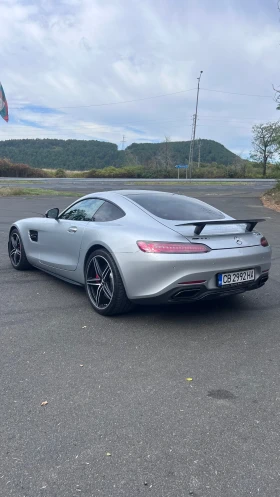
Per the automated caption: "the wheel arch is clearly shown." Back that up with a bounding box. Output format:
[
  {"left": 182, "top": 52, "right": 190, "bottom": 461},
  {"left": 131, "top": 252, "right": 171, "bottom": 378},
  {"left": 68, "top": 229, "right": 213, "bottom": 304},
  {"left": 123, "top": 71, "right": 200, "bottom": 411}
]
[
  {"left": 8, "top": 223, "right": 24, "bottom": 247},
  {"left": 84, "top": 244, "right": 107, "bottom": 274},
  {"left": 9, "top": 224, "right": 20, "bottom": 237},
  {"left": 8, "top": 224, "right": 23, "bottom": 247}
]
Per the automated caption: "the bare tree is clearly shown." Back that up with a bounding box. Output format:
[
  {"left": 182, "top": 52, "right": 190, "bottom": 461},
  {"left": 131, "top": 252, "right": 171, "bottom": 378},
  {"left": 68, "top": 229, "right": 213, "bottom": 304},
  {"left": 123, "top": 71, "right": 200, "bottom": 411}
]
[
  {"left": 272, "top": 84, "right": 280, "bottom": 109},
  {"left": 233, "top": 150, "right": 247, "bottom": 177},
  {"left": 163, "top": 136, "right": 173, "bottom": 170},
  {"left": 150, "top": 137, "right": 174, "bottom": 175},
  {"left": 123, "top": 149, "right": 139, "bottom": 167},
  {"left": 250, "top": 121, "right": 280, "bottom": 177}
]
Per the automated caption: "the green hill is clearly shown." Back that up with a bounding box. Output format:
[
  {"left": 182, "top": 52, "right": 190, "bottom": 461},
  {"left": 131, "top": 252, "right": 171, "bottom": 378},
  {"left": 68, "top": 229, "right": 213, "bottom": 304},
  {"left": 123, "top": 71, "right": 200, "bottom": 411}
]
[
  {"left": 0, "top": 139, "right": 119, "bottom": 170},
  {"left": 0, "top": 138, "right": 238, "bottom": 170},
  {"left": 126, "top": 140, "right": 237, "bottom": 167}
]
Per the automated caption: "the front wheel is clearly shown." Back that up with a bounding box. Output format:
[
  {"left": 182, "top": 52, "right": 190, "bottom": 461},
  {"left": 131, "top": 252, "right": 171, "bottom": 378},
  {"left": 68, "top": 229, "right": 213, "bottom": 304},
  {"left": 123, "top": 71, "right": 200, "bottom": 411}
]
[
  {"left": 8, "top": 228, "right": 31, "bottom": 270},
  {"left": 85, "top": 249, "right": 133, "bottom": 316}
]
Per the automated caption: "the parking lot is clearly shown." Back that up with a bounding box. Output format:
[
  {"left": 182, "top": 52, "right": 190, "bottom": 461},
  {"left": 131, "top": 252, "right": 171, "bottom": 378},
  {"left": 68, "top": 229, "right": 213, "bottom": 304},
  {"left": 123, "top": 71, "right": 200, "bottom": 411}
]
[{"left": 1, "top": 180, "right": 280, "bottom": 497}]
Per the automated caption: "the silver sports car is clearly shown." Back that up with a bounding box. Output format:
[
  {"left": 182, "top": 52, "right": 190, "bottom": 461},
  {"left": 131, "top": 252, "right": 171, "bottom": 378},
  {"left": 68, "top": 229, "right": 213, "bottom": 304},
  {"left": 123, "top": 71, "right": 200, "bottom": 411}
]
[{"left": 8, "top": 190, "right": 271, "bottom": 315}]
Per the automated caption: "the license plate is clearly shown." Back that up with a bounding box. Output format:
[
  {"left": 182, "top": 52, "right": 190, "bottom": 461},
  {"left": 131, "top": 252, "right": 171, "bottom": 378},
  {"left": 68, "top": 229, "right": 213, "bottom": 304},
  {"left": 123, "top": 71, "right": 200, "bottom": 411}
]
[{"left": 217, "top": 269, "right": 255, "bottom": 287}]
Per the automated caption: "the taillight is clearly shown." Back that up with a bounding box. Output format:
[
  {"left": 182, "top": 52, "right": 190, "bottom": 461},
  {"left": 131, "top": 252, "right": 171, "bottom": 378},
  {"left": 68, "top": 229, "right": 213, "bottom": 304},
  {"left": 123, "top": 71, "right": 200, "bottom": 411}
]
[
  {"left": 137, "top": 241, "right": 210, "bottom": 254},
  {"left": 261, "top": 237, "right": 269, "bottom": 247}
]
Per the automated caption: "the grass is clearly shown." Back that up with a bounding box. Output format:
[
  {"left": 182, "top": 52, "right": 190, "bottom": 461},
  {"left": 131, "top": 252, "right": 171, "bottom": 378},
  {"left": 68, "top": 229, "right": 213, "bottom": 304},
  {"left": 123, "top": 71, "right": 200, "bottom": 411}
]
[
  {"left": 125, "top": 180, "right": 252, "bottom": 186},
  {"left": 0, "top": 180, "right": 44, "bottom": 184},
  {"left": 261, "top": 182, "right": 280, "bottom": 212},
  {"left": 0, "top": 187, "right": 80, "bottom": 197},
  {"left": 42, "top": 168, "right": 85, "bottom": 178}
]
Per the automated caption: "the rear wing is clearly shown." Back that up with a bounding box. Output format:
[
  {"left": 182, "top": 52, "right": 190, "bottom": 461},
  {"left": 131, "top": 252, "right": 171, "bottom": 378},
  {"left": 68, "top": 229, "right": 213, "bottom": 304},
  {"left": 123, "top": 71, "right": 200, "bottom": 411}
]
[{"left": 175, "top": 219, "right": 266, "bottom": 236}]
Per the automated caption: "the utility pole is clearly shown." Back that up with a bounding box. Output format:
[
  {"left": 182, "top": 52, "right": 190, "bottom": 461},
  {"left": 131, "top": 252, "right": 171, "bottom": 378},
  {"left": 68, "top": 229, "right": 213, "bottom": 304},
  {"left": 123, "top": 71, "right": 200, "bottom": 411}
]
[
  {"left": 188, "top": 115, "right": 195, "bottom": 179},
  {"left": 121, "top": 135, "right": 126, "bottom": 150},
  {"left": 188, "top": 70, "right": 203, "bottom": 179},
  {"left": 198, "top": 138, "right": 201, "bottom": 168}
]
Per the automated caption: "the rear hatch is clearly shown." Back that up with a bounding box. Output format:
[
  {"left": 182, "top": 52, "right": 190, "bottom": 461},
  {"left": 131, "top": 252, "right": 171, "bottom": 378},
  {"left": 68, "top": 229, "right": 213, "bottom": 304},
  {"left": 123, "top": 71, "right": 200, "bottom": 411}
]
[
  {"left": 123, "top": 192, "right": 264, "bottom": 250},
  {"left": 157, "top": 219, "right": 263, "bottom": 250}
]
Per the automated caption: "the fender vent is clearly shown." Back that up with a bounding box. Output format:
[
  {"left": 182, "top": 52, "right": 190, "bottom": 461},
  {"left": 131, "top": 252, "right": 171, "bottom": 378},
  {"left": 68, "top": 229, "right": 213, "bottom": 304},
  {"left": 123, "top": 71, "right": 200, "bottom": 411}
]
[{"left": 29, "top": 230, "right": 38, "bottom": 242}]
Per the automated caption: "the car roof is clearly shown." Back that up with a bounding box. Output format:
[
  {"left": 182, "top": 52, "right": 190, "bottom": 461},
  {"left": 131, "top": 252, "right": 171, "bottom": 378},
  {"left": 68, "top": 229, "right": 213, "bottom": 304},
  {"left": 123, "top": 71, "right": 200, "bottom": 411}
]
[
  {"left": 80, "top": 189, "right": 212, "bottom": 214},
  {"left": 114, "top": 190, "right": 175, "bottom": 195},
  {"left": 82, "top": 189, "right": 178, "bottom": 198}
]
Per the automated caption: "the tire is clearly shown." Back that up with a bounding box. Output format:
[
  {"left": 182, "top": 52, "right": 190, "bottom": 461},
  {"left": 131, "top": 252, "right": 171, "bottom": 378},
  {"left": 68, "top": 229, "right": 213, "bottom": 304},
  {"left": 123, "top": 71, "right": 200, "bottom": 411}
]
[
  {"left": 8, "top": 228, "right": 31, "bottom": 270},
  {"left": 85, "top": 249, "right": 133, "bottom": 316}
]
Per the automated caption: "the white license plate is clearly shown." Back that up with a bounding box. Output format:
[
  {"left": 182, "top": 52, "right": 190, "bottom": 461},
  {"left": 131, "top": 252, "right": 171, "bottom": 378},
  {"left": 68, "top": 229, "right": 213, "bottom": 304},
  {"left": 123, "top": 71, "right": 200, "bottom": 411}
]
[{"left": 217, "top": 269, "right": 255, "bottom": 287}]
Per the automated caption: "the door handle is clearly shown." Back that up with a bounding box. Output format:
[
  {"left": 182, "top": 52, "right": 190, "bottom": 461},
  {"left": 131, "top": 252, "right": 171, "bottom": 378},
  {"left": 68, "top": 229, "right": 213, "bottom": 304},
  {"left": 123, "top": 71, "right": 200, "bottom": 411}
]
[{"left": 68, "top": 226, "right": 77, "bottom": 233}]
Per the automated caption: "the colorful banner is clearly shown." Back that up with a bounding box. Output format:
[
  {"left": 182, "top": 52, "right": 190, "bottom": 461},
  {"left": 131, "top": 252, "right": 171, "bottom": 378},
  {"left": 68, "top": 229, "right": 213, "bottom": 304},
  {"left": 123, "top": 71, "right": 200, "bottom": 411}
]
[{"left": 0, "top": 82, "right": 9, "bottom": 122}]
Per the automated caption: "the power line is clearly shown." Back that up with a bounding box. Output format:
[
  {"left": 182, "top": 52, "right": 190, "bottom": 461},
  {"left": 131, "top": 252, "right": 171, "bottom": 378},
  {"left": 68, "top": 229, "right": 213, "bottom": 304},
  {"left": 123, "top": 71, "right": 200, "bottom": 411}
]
[
  {"left": 8, "top": 86, "right": 273, "bottom": 112},
  {"left": 9, "top": 88, "right": 197, "bottom": 110},
  {"left": 201, "top": 88, "right": 272, "bottom": 99},
  {"left": 198, "top": 114, "right": 270, "bottom": 120}
]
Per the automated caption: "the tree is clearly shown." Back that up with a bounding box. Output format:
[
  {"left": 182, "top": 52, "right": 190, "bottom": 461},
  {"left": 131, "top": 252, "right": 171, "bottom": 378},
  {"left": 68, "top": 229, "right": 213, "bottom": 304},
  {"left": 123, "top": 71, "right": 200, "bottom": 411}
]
[
  {"left": 250, "top": 122, "right": 280, "bottom": 177},
  {"left": 123, "top": 149, "right": 139, "bottom": 167},
  {"left": 232, "top": 150, "right": 248, "bottom": 178},
  {"left": 55, "top": 168, "right": 66, "bottom": 177},
  {"left": 152, "top": 137, "right": 174, "bottom": 174}
]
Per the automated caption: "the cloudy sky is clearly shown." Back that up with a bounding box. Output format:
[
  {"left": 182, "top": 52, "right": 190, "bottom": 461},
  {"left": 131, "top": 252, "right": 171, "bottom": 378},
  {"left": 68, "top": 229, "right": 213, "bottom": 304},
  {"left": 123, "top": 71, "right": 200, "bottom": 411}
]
[{"left": 1, "top": 0, "right": 280, "bottom": 155}]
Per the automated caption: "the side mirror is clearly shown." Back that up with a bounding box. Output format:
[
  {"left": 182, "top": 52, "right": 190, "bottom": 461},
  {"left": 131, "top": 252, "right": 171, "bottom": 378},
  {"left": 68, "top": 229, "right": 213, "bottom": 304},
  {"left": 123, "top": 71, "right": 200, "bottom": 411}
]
[{"left": 45, "top": 207, "right": 59, "bottom": 219}]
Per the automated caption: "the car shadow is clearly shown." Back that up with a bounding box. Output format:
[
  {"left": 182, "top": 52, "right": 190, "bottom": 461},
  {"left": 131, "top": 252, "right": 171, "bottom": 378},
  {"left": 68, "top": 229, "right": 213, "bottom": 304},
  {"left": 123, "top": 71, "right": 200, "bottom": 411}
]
[{"left": 110, "top": 288, "right": 277, "bottom": 336}]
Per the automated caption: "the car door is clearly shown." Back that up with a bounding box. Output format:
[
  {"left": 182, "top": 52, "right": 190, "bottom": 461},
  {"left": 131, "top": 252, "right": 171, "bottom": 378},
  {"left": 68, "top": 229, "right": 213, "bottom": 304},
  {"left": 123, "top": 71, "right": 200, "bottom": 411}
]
[{"left": 39, "top": 198, "right": 104, "bottom": 271}]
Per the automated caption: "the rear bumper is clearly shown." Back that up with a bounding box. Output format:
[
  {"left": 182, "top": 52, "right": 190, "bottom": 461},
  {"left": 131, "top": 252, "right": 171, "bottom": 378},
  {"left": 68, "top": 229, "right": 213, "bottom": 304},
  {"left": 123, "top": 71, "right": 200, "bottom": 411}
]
[
  {"left": 116, "top": 245, "right": 271, "bottom": 300},
  {"left": 131, "top": 273, "right": 269, "bottom": 305}
]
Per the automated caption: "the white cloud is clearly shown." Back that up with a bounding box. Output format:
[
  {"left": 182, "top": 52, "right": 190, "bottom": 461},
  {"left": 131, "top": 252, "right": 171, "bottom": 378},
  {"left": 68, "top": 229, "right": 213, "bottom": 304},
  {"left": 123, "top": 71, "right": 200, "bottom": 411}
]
[{"left": 0, "top": 0, "right": 280, "bottom": 153}]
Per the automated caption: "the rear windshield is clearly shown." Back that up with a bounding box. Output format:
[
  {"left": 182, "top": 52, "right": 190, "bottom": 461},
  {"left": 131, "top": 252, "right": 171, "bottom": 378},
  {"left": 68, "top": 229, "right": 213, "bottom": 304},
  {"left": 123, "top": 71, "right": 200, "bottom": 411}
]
[{"left": 125, "top": 193, "right": 225, "bottom": 221}]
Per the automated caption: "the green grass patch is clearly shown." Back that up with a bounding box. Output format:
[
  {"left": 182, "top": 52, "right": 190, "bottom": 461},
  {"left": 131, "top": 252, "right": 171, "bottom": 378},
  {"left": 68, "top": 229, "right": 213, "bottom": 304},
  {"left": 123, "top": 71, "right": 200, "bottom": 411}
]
[
  {"left": 0, "top": 180, "right": 44, "bottom": 185},
  {"left": 125, "top": 181, "right": 251, "bottom": 186},
  {"left": 0, "top": 187, "right": 80, "bottom": 197}
]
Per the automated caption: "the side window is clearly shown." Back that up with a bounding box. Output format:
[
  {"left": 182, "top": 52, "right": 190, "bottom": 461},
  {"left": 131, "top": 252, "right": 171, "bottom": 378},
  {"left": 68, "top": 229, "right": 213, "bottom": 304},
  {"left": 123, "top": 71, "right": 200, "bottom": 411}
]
[
  {"left": 93, "top": 201, "right": 125, "bottom": 222},
  {"left": 59, "top": 199, "right": 104, "bottom": 221}
]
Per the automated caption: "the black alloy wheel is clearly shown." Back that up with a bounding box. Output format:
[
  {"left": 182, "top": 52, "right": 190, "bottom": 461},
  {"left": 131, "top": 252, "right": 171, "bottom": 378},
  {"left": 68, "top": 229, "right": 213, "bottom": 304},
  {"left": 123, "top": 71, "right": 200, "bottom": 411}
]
[
  {"left": 85, "top": 249, "right": 133, "bottom": 316},
  {"left": 8, "top": 229, "right": 31, "bottom": 270}
]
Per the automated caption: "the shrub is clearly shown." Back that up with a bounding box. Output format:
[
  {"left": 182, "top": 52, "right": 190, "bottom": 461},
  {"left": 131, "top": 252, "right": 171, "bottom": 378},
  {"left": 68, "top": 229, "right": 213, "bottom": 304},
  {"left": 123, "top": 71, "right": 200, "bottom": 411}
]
[
  {"left": 0, "top": 158, "right": 48, "bottom": 178},
  {"left": 55, "top": 168, "right": 66, "bottom": 178}
]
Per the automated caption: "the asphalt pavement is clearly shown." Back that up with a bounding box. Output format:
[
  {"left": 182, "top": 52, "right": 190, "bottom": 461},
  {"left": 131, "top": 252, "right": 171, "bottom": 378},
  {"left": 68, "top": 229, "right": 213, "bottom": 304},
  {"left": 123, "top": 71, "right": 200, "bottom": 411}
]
[
  {"left": 1, "top": 181, "right": 280, "bottom": 497},
  {"left": 0, "top": 177, "right": 276, "bottom": 196}
]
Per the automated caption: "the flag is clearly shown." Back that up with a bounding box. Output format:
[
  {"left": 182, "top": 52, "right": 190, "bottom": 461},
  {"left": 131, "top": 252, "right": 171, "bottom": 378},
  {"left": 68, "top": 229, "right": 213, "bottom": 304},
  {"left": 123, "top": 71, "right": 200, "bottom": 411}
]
[{"left": 0, "top": 82, "right": 8, "bottom": 122}]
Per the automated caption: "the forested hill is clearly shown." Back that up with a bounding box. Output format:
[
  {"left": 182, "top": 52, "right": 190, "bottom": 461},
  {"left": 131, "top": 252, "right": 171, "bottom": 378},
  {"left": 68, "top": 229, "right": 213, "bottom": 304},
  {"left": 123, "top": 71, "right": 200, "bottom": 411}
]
[
  {"left": 0, "top": 139, "right": 118, "bottom": 170},
  {"left": 126, "top": 140, "right": 237, "bottom": 167},
  {"left": 0, "top": 138, "right": 238, "bottom": 170}
]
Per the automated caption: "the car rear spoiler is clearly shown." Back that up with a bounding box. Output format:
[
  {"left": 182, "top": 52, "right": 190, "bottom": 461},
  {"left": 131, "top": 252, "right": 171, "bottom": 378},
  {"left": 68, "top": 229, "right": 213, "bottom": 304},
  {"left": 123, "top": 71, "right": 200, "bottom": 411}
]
[{"left": 175, "top": 219, "right": 266, "bottom": 235}]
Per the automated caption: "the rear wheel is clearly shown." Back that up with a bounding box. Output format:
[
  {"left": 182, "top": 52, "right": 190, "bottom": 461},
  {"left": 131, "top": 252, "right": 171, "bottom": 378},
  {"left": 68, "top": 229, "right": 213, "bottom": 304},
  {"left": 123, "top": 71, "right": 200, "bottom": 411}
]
[
  {"left": 8, "top": 228, "right": 31, "bottom": 270},
  {"left": 85, "top": 249, "right": 133, "bottom": 316}
]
